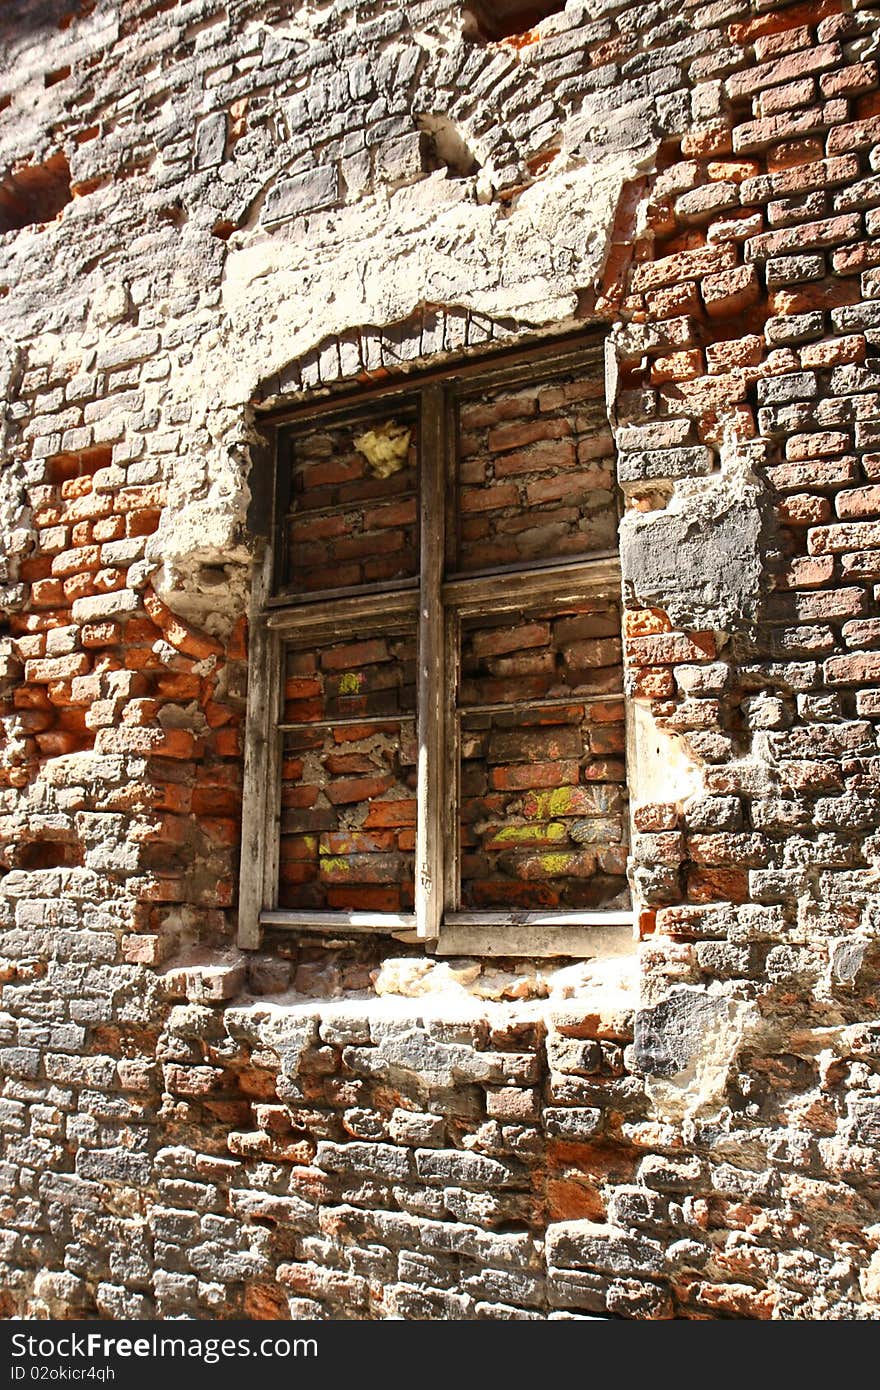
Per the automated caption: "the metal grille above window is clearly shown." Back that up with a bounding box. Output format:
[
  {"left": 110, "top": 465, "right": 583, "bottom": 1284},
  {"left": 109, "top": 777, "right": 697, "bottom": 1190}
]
[{"left": 239, "top": 335, "right": 633, "bottom": 958}]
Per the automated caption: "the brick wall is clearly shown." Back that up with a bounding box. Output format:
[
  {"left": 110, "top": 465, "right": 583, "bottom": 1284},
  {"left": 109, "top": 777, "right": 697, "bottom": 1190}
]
[{"left": 3, "top": 0, "right": 880, "bottom": 1321}]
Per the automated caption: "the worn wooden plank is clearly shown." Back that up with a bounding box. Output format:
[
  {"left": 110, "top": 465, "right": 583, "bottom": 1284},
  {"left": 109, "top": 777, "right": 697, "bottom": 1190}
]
[
  {"left": 444, "top": 384, "right": 459, "bottom": 578},
  {"left": 278, "top": 713, "right": 416, "bottom": 733},
  {"left": 274, "top": 426, "right": 295, "bottom": 594},
  {"left": 260, "top": 910, "right": 416, "bottom": 934},
  {"left": 442, "top": 606, "right": 460, "bottom": 913},
  {"left": 415, "top": 383, "right": 446, "bottom": 942},
  {"left": 237, "top": 539, "right": 280, "bottom": 951},
  {"left": 267, "top": 575, "right": 419, "bottom": 611},
  {"left": 446, "top": 910, "right": 634, "bottom": 927},
  {"left": 436, "top": 918, "right": 635, "bottom": 959},
  {"left": 265, "top": 586, "right": 418, "bottom": 634},
  {"left": 443, "top": 555, "right": 622, "bottom": 614},
  {"left": 461, "top": 691, "right": 625, "bottom": 717}
]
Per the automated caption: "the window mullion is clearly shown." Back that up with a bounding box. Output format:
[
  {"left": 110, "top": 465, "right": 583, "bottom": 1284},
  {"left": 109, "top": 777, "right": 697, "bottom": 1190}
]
[{"left": 415, "top": 383, "right": 447, "bottom": 942}]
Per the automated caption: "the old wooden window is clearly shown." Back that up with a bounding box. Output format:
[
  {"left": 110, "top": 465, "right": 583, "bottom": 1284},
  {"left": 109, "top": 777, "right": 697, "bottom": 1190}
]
[{"left": 239, "top": 335, "right": 632, "bottom": 957}]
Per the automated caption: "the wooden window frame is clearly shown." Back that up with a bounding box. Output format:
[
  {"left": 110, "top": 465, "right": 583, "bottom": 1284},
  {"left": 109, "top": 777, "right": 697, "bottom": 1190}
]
[{"left": 238, "top": 333, "right": 634, "bottom": 957}]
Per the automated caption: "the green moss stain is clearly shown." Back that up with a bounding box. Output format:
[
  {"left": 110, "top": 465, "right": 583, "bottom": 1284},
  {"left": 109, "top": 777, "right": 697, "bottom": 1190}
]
[
  {"left": 338, "top": 671, "right": 363, "bottom": 694},
  {"left": 492, "top": 822, "right": 567, "bottom": 845},
  {"left": 523, "top": 787, "right": 578, "bottom": 819},
  {"left": 318, "top": 854, "right": 350, "bottom": 874},
  {"left": 537, "top": 852, "right": 575, "bottom": 875}
]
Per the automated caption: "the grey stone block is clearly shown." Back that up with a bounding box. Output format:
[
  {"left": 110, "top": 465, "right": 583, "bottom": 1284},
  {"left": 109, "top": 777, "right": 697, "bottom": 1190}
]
[{"left": 262, "top": 166, "right": 339, "bottom": 224}]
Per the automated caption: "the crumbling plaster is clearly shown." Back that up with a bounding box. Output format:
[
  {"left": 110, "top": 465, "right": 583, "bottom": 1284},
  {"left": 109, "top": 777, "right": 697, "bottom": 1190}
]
[
  {"left": 4, "top": 0, "right": 880, "bottom": 1322},
  {"left": 0, "top": 0, "right": 673, "bottom": 625}
]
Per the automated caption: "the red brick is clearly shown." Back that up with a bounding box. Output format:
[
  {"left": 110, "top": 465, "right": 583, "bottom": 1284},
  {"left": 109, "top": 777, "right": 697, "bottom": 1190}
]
[
  {"left": 784, "top": 432, "right": 851, "bottom": 462},
  {"left": 35, "top": 731, "right": 82, "bottom": 756},
  {"left": 841, "top": 550, "right": 880, "bottom": 579},
  {"left": 762, "top": 155, "right": 859, "bottom": 198},
  {"left": 489, "top": 439, "right": 579, "bottom": 477},
  {"left": 625, "top": 632, "right": 716, "bottom": 665},
  {"left": 24, "top": 653, "right": 89, "bottom": 683},
  {"left": 630, "top": 243, "right": 736, "bottom": 292},
  {"left": 800, "top": 335, "right": 866, "bottom": 367},
  {"left": 629, "top": 668, "right": 676, "bottom": 698},
  {"left": 770, "top": 279, "right": 861, "bottom": 314},
  {"left": 777, "top": 759, "right": 844, "bottom": 791},
  {"left": 733, "top": 108, "right": 828, "bottom": 155},
  {"left": 563, "top": 637, "right": 622, "bottom": 668},
  {"left": 92, "top": 515, "right": 126, "bottom": 542},
  {"left": 825, "top": 650, "right": 880, "bottom": 683},
  {"left": 842, "top": 617, "right": 880, "bottom": 647},
  {"left": 324, "top": 886, "right": 406, "bottom": 912},
  {"left": 81, "top": 621, "right": 120, "bottom": 648},
  {"left": 750, "top": 22, "right": 810, "bottom": 57},
  {"left": 660, "top": 373, "right": 748, "bottom": 414},
  {"left": 30, "top": 578, "right": 66, "bottom": 608},
  {"left": 773, "top": 555, "right": 836, "bottom": 590},
  {"left": 822, "top": 61, "right": 880, "bottom": 98},
  {"left": 95, "top": 726, "right": 203, "bottom": 759},
  {"left": 836, "top": 486, "right": 880, "bottom": 519},
  {"left": 51, "top": 544, "right": 101, "bottom": 577},
  {"left": 20, "top": 556, "right": 53, "bottom": 582},
  {"left": 60, "top": 475, "right": 92, "bottom": 500},
  {"left": 634, "top": 802, "right": 679, "bottom": 832},
  {"left": 687, "top": 867, "right": 749, "bottom": 902},
  {"left": 623, "top": 608, "right": 672, "bottom": 637},
  {"left": 114, "top": 486, "right": 166, "bottom": 513},
  {"left": 707, "top": 159, "right": 761, "bottom": 183},
  {"left": 471, "top": 623, "right": 550, "bottom": 658},
  {"left": 126, "top": 509, "right": 161, "bottom": 538},
  {"left": 361, "top": 498, "right": 417, "bottom": 529},
  {"left": 459, "top": 482, "right": 519, "bottom": 513},
  {"left": 490, "top": 761, "right": 580, "bottom": 791},
  {"left": 459, "top": 392, "right": 538, "bottom": 429},
  {"left": 680, "top": 126, "right": 732, "bottom": 157},
  {"left": 776, "top": 494, "right": 832, "bottom": 525},
  {"left": 705, "top": 335, "right": 764, "bottom": 374},
  {"left": 319, "top": 638, "right": 389, "bottom": 670},
  {"left": 757, "top": 76, "right": 818, "bottom": 117},
  {"left": 324, "top": 775, "right": 394, "bottom": 805},
  {"left": 827, "top": 116, "right": 880, "bottom": 153},
  {"left": 487, "top": 417, "right": 571, "bottom": 453},
  {"left": 213, "top": 728, "right": 240, "bottom": 758},
  {"left": 650, "top": 350, "right": 704, "bottom": 383},
  {"left": 746, "top": 212, "right": 861, "bottom": 260},
  {"left": 833, "top": 240, "right": 880, "bottom": 275},
  {"left": 140, "top": 588, "right": 223, "bottom": 661},
  {"left": 644, "top": 283, "right": 703, "bottom": 318},
  {"left": 693, "top": 1283, "right": 775, "bottom": 1319},
  {"left": 363, "top": 799, "right": 417, "bottom": 827},
  {"left": 701, "top": 264, "right": 761, "bottom": 319},
  {"left": 809, "top": 520, "right": 880, "bottom": 553},
  {"left": 63, "top": 492, "right": 113, "bottom": 523},
  {"left": 727, "top": 42, "right": 842, "bottom": 99}
]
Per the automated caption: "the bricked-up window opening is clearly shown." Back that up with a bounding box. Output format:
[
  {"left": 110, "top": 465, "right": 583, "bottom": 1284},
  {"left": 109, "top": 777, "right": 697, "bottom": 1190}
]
[
  {"left": 240, "top": 335, "right": 632, "bottom": 958},
  {"left": 463, "top": 0, "right": 565, "bottom": 42},
  {"left": 0, "top": 151, "right": 71, "bottom": 233}
]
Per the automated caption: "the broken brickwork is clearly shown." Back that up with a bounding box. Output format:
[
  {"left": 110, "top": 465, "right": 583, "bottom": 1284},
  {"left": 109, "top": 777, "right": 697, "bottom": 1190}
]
[{"left": 3, "top": 0, "right": 880, "bottom": 1322}]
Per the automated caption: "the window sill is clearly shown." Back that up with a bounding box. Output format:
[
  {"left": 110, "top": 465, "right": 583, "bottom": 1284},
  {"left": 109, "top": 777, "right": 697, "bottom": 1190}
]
[
  {"left": 437, "top": 912, "right": 634, "bottom": 958},
  {"left": 260, "top": 910, "right": 417, "bottom": 937},
  {"left": 258, "top": 908, "right": 635, "bottom": 958}
]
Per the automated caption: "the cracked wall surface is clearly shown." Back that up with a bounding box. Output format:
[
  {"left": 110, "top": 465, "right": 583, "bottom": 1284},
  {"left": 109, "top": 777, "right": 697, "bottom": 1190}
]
[{"left": 3, "top": 0, "right": 880, "bottom": 1321}]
